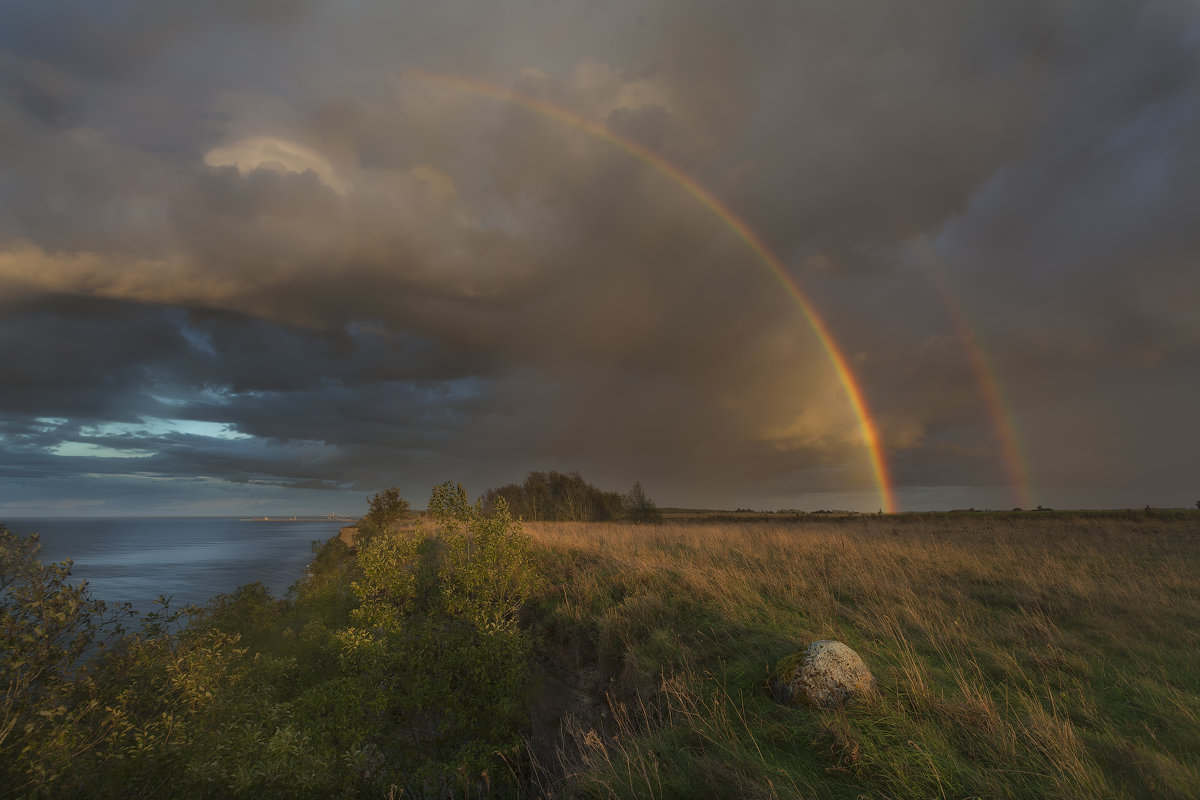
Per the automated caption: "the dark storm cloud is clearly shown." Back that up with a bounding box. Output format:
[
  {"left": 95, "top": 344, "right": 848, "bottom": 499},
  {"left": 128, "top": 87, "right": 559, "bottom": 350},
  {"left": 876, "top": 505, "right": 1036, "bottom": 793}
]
[
  {"left": 0, "top": 0, "right": 1196, "bottom": 513},
  {"left": 0, "top": 1, "right": 309, "bottom": 81}
]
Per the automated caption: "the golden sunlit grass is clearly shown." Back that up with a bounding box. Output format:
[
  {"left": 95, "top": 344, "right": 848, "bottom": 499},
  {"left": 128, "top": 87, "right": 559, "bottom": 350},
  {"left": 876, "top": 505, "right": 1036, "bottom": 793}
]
[{"left": 522, "top": 511, "right": 1200, "bottom": 799}]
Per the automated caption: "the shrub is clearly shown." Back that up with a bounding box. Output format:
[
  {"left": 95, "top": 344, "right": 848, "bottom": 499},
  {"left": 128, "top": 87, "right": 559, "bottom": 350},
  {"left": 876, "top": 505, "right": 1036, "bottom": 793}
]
[
  {"left": 338, "top": 482, "right": 542, "bottom": 796},
  {"left": 0, "top": 525, "right": 134, "bottom": 794},
  {"left": 362, "top": 486, "right": 410, "bottom": 533}
]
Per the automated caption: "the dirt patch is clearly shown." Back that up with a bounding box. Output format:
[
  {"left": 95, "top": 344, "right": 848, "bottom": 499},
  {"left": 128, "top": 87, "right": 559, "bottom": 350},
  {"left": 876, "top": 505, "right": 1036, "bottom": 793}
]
[{"left": 523, "top": 623, "right": 629, "bottom": 789}]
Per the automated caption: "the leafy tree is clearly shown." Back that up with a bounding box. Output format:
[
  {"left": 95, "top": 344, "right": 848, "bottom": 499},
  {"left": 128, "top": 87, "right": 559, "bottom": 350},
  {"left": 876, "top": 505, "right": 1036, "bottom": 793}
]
[
  {"left": 626, "top": 480, "right": 662, "bottom": 524},
  {"left": 0, "top": 525, "right": 135, "bottom": 794},
  {"left": 430, "top": 482, "right": 541, "bottom": 629},
  {"left": 362, "top": 486, "right": 410, "bottom": 532},
  {"left": 483, "top": 470, "right": 627, "bottom": 521},
  {"left": 597, "top": 489, "right": 626, "bottom": 520}
]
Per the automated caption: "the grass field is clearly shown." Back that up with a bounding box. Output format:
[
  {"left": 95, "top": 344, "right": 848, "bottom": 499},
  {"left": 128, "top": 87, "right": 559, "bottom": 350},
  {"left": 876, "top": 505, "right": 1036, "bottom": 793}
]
[
  {"left": 6, "top": 508, "right": 1197, "bottom": 798},
  {"left": 519, "top": 510, "right": 1200, "bottom": 799}
]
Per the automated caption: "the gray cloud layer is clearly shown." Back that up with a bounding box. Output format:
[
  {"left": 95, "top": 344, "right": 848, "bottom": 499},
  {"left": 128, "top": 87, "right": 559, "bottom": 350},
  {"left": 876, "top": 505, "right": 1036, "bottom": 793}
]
[{"left": 1, "top": 1, "right": 1197, "bottom": 513}]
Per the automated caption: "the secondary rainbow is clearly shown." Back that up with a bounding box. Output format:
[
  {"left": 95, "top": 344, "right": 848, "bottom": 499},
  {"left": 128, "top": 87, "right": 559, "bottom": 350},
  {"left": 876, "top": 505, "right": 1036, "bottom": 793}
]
[
  {"left": 910, "top": 239, "right": 1033, "bottom": 508},
  {"left": 769, "top": 114, "right": 1032, "bottom": 509},
  {"left": 403, "top": 71, "right": 897, "bottom": 512}
]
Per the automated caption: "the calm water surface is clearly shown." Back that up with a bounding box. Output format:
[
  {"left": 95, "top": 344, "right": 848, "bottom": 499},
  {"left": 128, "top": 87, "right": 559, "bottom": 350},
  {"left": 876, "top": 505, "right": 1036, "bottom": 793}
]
[{"left": 4, "top": 517, "right": 346, "bottom": 613}]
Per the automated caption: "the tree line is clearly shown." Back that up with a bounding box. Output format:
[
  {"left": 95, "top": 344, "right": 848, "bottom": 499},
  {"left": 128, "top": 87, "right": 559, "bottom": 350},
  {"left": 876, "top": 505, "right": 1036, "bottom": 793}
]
[{"left": 483, "top": 470, "right": 661, "bottom": 523}]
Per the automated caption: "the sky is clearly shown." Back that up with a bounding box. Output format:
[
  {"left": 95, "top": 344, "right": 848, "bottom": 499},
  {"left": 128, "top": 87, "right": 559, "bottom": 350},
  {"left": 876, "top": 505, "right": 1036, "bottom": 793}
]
[{"left": 1, "top": 1, "right": 1197, "bottom": 516}]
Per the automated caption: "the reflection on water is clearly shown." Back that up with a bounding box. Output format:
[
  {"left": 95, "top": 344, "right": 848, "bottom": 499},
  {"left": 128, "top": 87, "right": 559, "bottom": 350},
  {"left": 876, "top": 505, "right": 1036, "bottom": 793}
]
[{"left": 3, "top": 517, "right": 344, "bottom": 614}]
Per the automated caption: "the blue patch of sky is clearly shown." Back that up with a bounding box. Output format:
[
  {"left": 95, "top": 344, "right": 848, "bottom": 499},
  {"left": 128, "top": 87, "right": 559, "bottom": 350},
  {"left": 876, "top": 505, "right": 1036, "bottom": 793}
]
[
  {"left": 164, "top": 308, "right": 216, "bottom": 356},
  {"left": 51, "top": 442, "right": 154, "bottom": 459},
  {"left": 46, "top": 416, "right": 254, "bottom": 460},
  {"left": 84, "top": 418, "right": 252, "bottom": 440}
]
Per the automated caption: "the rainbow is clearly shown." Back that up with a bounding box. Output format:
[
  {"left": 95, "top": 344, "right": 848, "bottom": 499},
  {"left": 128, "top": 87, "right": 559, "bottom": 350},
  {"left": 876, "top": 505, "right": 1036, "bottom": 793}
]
[
  {"left": 910, "top": 239, "right": 1033, "bottom": 508},
  {"left": 402, "top": 71, "right": 897, "bottom": 512},
  {"left": 750, "top": 106, "right": 1032, "bottom": 509}
]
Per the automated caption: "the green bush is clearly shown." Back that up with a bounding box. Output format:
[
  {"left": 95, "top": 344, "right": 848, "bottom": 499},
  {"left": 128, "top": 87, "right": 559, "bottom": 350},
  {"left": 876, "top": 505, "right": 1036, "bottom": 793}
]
[
  {"left": 0, "top": 481, "right": 544, "bottom": 799},
  {"left": 339, "top": 482, "right": 541, "bottom": 796},
  {"left": 362, "top": 486, "right": 410, "bottom": 533},
  {"left": 0, "top": 525, "right": 137, "bottom": 795}
]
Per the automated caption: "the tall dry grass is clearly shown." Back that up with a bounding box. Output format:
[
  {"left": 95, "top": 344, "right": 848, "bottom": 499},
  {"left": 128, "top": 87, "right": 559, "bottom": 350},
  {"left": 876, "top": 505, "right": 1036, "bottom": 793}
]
[{"left": 522, "top": 512, "right": 1200, "bottom": 799}]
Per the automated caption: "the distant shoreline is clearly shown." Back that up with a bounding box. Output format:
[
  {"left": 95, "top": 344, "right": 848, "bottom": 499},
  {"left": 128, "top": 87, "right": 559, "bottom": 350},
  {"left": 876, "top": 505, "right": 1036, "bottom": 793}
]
[
  {"left": 236, "top": 516, "right": 358, "bottom": 522},
  {"left": 3, "top": 515, "right": 359, "bottom": 521}
]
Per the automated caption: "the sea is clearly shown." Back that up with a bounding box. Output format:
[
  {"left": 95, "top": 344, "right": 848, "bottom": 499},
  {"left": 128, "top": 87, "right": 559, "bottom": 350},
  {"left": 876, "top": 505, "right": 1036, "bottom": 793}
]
[{"left": 2, "top": 517, "right": 348, "bottom": 615}]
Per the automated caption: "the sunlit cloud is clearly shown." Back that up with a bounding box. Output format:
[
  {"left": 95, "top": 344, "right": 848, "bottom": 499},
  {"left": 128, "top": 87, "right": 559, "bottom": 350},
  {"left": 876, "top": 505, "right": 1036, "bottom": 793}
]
[{"left": 203, "top": 136, "right": 350, "bottom": 195}]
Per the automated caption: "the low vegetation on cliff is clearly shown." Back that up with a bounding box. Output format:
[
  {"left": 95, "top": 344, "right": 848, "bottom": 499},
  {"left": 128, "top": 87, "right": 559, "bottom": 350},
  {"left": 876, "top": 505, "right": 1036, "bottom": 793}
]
[
  {"left": 1, "top": 483, "right": 539, "bottom": 799},
  {"left": 2, "top": 496, "right": 1198, "bottom": 798}
]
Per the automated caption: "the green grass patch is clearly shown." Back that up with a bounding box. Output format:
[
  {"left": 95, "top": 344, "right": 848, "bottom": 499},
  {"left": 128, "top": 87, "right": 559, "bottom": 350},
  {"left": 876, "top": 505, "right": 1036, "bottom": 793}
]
[{"left": 524, "top": 513, "right": 1200, "bottom": 799}]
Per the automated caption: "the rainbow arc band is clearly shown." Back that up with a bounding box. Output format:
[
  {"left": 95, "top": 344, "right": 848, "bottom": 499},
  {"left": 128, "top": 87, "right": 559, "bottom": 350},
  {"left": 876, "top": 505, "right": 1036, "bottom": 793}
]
[
  {"left": 731, "top": 93, "right": 1032, "bottom": 509},
  {"left": 403, "top": 71, "right": 897, "bottom": 513},
  {"left": 910, "top": 239, "right": 1032, "bottom": 509}
]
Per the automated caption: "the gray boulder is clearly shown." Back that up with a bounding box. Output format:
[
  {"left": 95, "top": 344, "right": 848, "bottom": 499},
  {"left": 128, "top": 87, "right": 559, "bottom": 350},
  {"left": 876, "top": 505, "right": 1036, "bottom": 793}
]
[{"left": 773, "top": 640, "right": 877, "bottom": 710}]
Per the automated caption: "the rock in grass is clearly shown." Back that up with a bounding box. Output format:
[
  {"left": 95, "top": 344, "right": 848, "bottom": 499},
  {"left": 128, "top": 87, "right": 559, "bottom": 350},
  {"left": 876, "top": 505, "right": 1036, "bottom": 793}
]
[{"left": 773, "top": 640, "right": 877, "bottom": 710}]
